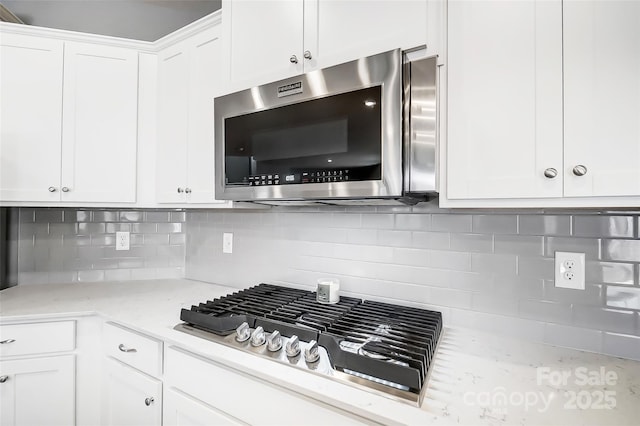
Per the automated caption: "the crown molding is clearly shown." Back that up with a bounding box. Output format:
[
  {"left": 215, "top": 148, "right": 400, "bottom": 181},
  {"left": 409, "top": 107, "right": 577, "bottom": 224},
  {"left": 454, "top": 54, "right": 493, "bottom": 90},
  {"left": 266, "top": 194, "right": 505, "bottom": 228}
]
[
  {"left": 0, "top": 9, "right": 222, "bottom": 53},
  {"left": 153, "top": 10, "right": 222, "bottom": 50}
]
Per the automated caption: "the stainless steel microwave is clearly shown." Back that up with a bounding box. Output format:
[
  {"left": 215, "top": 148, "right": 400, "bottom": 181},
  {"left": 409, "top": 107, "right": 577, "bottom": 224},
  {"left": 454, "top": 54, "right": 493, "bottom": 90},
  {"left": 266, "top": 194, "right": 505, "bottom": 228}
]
[{"left": 214, "top": 49, "right": 438, "bottom": 205}]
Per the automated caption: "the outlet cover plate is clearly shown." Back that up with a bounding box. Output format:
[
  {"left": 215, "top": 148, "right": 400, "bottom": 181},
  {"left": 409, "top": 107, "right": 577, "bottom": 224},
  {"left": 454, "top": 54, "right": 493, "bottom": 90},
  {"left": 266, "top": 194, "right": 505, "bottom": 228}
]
[
  {"left": 223, "top": 232, "right": 233, "bottom": 254},
  {"left": 555, "top": 251, "right": 585, "bottom": 290},
  {"left": 116, "top": 231, "right": 130, "bottom": 251}
]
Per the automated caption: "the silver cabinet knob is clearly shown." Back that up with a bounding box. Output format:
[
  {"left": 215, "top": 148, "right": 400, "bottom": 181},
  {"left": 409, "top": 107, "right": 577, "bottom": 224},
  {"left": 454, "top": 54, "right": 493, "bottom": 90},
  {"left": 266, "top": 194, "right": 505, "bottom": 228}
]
[
  {"left": 304, "top": 339, "right": 320, "bottom": 363},
  {"left": 48, "top": 187, "right": 57, "bottom": 192},
  {"left": 267, "top": 330, "right": 283, "bottom": 352},
  {"left": 61, "top": 187, "right": 70, "bottom": 192},
  {"left": 543, "top": 168, "right": 558, "bottom": 179},
  {"left": 289, "top": 55, "right": 298, "bottom": 64},
  {"left": 0, "top": 376, "right": 8, "bottom": 383},
  {"left": 185, "top": 187, "right": 192, "bottom": 194},
  {"left": 303, "top": 50, "right": 312, "bottom": 60},
  {"left": 572, "top": 165, "right": 587, "bottom": 176},
  {"left": 235, "top": 322, "right": 251, "bottom": 342},
  {"left": 250, "top": 326, "right": 266, "bottom": 347},
  {"left": 118, "top": 343, "right": 137, "bottom": 353},
  {"left": 177, "top": 187, "right": 184, "bottom": 193},
  {"left": 285, "top": 335, "right": 300, "bottom": 357},
  {"left": 144, "top": 397, "right": 154, "bottom": 406},
  {"left": 0, "top": 339, "right": 16, "bottom": 344}
]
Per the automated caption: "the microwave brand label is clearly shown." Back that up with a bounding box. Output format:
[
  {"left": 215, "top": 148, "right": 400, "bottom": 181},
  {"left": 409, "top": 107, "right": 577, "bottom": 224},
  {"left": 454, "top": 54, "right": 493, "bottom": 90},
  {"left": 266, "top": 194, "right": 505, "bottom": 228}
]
[{"left": 277, "top": 81, "right": 303, "bottom": 98}]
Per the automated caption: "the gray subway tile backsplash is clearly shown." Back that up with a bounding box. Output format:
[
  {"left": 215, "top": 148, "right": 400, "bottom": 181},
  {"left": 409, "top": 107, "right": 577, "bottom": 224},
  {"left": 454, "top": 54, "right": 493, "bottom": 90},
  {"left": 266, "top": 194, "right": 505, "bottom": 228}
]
[{"left": 14, "top": 208, "right": 186, "bottom": 285}]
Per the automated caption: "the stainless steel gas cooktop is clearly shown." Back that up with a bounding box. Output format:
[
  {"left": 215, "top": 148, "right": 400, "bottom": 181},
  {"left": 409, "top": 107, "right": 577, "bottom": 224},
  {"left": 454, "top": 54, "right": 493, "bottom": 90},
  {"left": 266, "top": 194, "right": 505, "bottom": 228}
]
[{"left": 174, "top": 283, "right": 442, "bottom": 406}]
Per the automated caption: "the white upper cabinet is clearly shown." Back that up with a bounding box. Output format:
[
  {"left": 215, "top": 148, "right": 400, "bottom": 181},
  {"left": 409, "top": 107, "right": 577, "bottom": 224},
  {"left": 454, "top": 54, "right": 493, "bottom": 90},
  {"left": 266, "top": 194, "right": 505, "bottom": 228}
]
[
  {"left": 0, "top": 34, "right": 139, "bottom": 205},
  {"left": 61, "top": 42, "right": 139, "bottom": 202},
  {"left": 563, "top": 0, "right": 640, "bottom": 198},
  {"left": 223, "top": 0, "right": 429, "bottom": 90},
  {"left": 306, "top": 0, "right": 428, "bottom": 71},
  {"left": 446, "top": 0, "right": 563, "bottom": 200},
  {"left": 0, "top": 34, "right": 64, "bottom": 202},
  {"left": 156, "top": 40, "right": 190, "bottom": 203},
  {"left": 224, "top": 0, "right": 303, "bottom": 89},
  {"left": 156, "top": 23, "right": 230, "bottom": 206},
  {"left": 444, "top": 0, "right": 640, "bottom": 207}
]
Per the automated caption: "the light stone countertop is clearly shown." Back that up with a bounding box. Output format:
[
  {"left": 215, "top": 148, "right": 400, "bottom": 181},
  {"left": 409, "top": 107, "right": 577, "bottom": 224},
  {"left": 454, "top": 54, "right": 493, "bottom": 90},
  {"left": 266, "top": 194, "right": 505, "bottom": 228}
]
[{"left": 1, "top": 279, "right": 639, "bottom": 425}]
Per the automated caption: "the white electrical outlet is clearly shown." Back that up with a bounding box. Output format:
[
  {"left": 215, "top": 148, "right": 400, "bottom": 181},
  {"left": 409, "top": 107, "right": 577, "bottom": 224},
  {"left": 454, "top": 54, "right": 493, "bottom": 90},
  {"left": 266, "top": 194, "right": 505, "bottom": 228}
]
[
  {"left": 223, "top": 232, "right": 233, "bottom": 254},
  {"left": 555, "top": 251, "right": 585, "bottom": 290},
  {"left": 116, "top": 232, "right": 130, "bottom": 251}
]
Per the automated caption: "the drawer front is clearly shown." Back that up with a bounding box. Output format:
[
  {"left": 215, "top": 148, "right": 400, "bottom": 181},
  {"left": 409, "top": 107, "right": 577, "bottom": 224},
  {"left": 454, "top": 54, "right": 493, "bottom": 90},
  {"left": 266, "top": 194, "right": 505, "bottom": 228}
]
[
  {"left": 165, "top": 347, "right": 368, "bottom": 425},
  {"left": 0, "top": 321, "right": 75, "bottom": 358},
  {"left": 103, "top": 322, "right": 162, "bottom": 377}
]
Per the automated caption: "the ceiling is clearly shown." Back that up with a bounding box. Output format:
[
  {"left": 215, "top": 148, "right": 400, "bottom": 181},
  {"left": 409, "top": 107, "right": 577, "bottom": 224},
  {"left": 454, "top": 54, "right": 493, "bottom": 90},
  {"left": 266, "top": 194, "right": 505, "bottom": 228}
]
[{"left": 0, "top": 0, "right": 222, "bottom": 42}]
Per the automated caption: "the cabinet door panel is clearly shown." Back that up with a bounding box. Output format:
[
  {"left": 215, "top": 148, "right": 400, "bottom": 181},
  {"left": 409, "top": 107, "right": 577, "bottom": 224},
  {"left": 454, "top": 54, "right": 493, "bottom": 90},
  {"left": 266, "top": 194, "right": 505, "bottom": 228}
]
[
  {"left": 187, "top": 27, "right": 229, "bottom": 204},
  {"left": 164, "top": 387, "right": 243, "bottom": 426},
  {"left": 305, "top": 0, "right": 427, "bottom": 71},
  {"left": 61, "top": 42, "right": 138, "bottom": 202},
  {"left": 564, "top": 0, "right": 640, "bottom": 197},
  {"left": 224, "top": 0, "right": 303, "bottom": 89},
  {"left": 103, "top": 357, "right": 162, "bottom": 426},
  {"left": 156, "top": 42, "right": 189, "bottom": 203},
  {"left": 447, "top": 0, "right": 563, "bottom": 199},
  {"left": 0, "top": 355, "right": 75, "bottom": 426},
  {"left": 0, "top": 34, "right": 63, "bottom": 202}
]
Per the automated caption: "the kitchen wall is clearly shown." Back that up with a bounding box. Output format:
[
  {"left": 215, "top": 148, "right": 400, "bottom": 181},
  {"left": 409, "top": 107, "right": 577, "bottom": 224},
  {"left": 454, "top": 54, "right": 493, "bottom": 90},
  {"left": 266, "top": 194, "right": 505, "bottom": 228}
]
[
  {"left": 13, "top": 207, "right": 185, "bottom": 285},
  {"left": 185, "top": 202, "right": 640, "bottom": 360}
]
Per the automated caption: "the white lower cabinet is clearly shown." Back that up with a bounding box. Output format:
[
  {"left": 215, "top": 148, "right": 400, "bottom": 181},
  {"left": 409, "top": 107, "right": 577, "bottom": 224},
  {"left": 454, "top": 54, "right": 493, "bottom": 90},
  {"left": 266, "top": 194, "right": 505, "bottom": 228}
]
[
  {"left": 102, "top": 357, "right": 162, "bottom": 426},
  {"left": 164, "top": 346, "right": 371, "bottom": 425},
  {"left": 164, "top": 387, "right": 243, "bottom": 426},
  {"left": 0, "top": 355, "right": 75, "bottom": 426}
]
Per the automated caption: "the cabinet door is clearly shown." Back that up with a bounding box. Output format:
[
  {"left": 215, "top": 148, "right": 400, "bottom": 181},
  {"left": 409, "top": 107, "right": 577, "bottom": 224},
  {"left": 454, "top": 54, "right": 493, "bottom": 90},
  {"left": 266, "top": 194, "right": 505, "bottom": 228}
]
[
  {"left": 446, "top": 0, "right": 563, "bottom": 199},
  {"left": 187, "top": 26, "right": 229, "bottom": 205},
  {"left": 156, "top": 41, "right": 189, "bottom": 203},
  {"left": 223, "top": 0, "right": 304, "bottom": 89},
  {"left": 60, "top": 42, "right": 138, "bottom": 202},
  {"left": 0, "top": 33, "right": 63, "bottom": 202},
  {"left": 164, "top": 387, "right": 243, "bottom": 426},
  {"left": 305, "top": 0, "right": 428, "bottom": 71},
  {"left": 103, "top": 357, "right": 162, "bottom": 426},
  {"left": 0, "top": 355, "right": 75, "bottom": 426},
  {"left": 563, "top": 0, "right": 640, "bottom": 197}
]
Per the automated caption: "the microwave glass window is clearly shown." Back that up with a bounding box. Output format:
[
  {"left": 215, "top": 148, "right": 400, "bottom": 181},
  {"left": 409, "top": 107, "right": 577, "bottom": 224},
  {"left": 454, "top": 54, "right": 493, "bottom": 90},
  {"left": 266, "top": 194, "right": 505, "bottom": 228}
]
[{"left": 224, "top": 86, "right": 382, "bottom": 186}]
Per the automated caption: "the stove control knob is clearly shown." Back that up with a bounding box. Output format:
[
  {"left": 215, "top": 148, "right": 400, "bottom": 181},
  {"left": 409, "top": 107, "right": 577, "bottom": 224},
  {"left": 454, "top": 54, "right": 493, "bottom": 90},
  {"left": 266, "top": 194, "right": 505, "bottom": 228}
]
[
  {"left": 304, "top": 340, "right": 320, "bottom": 363},
  {"left": 267, "top": 330, "right": 283, "bottom": 352},
  {"left": 285, "top": 335, "right": 301, "bottom": 357},
  {"left": 250, "top": 326, "right": 266, "bottom": 347},
  {"left": 235, "top": 322, "right": 251, "bottom": 343}
]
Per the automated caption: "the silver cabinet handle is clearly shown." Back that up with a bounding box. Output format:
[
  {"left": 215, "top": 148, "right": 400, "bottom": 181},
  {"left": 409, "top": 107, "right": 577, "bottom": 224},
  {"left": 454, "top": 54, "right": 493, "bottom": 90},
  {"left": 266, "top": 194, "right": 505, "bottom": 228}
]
[
  {"left": 289, "top": 55, "right": 298, "bottom": 64},
  {"left": 0, "top": 376, "right": 8, "bottom": 383},
  {"left": 48, "top": 186, "right": 57, "bottom": 192},
  {"left": 177, "top": 187, "right": 184, "bottom": 193},
  {"left": 572, "top": 165, "right": 587, "bottom": 176},
  {"left": 144, "top": 397, "right": 154, "bottom": 406},
  {"left": 543, "top": 168, "right": 558, "bottom": 179},
  {"left": 0, "top": 339, "right": 16, "bottom": 344},
  {"left": 61, "top": 187, "right": 70, "bottom": 192},
  {"left": 118, "top": 343, "right": 137, "bottom": 353},
  {"left": 185, "top": 187, "right": 192, "bottom": 194},
  {"left": 303, "top": 50, "right": 312, "bottom": 60}
]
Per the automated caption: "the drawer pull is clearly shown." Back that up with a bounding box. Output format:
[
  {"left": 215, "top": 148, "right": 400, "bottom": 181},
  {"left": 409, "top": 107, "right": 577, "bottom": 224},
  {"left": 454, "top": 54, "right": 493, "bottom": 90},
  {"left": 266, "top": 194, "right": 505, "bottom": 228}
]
[
  {"left": 144, "top": 397, "right": 154, "bottom": 406},
  {"left": 0, "top": 376, "right": 8, "bottom": 383},
  {"left": 118, "top": 343, "right": 137, "bottom": 353},
  {"left": 0, "top": 339, "right": 16, "bottom": 344}
]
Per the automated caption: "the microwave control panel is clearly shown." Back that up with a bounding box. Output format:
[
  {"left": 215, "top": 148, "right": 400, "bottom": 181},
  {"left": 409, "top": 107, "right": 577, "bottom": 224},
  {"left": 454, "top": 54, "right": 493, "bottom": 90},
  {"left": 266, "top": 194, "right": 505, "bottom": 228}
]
[{"left": 247, "top": 170, "right": 351, "bottom": 186}]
